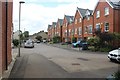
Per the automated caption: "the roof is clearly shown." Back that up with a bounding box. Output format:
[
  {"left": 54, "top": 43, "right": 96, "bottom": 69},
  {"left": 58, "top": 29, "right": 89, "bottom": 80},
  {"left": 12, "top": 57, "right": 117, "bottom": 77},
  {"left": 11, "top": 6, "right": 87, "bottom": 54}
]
[
  {"left": 107, "top": 0, "right": 120, "bottom": 9},
  {"left": 65, "top": 15, "right": 74, "bottom": 23},
  {"left": 48, "top": 25, "right": 52, "bottom": 30},
  {"left": 52, "top": 22, "right": 57, "bottom": 28},
  {"left": 58, "top": 19, "right": 63, "bottom": 26},
  {"left": 77, "top": 7, "right": 93, "bottom": 18}
]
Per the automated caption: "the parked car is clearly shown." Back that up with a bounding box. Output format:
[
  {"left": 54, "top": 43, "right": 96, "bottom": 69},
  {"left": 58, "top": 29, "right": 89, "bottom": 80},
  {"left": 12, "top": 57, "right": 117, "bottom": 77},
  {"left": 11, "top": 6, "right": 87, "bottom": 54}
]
[
  {"left": 24, "top": 39, "right": 34, "bottom": 48},
  {"left": 36, "top": 40, "right": 40, "bottom": 43},
  {"left": 72, "top": 40, "right": 88, "bottom": 48},
  {"left": 43, "top": 39, "right": 47, "bottom": 43},
  {"left": 108, "top": 48, "right": 120, "bottom": 62}
]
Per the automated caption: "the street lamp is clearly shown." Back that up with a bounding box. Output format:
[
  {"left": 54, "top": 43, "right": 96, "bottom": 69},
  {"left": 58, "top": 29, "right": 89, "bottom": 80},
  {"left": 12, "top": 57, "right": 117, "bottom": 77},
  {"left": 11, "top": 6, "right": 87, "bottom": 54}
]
[{"left": 18, "top": 1, "right": 25, "bottom": 57}]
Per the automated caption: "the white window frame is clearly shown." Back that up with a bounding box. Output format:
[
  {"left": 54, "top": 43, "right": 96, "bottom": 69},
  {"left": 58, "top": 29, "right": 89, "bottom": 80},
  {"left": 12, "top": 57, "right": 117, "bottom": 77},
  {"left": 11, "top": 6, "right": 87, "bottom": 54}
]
[
  {"left": 79, "top": 27, "right": 82, "bottom": 35},
  {"left": 88, "top": 25, "right": 92, "bottom": 34},
  {"left": 96, "top": 10, "right": 100, "bottom": 18},
  {"left": 96, "top": 23, "right": 101, "bottom": 31},
  {"left": 105, "top": 7, "right": 109, "bottom": 16},
  {"left": 104, "top": 22, "right": 109, "bottom": 32},
  {"left": 79, "top": 18, "right": 81, "bottom": 23},
  {"left": 75, "top": 28, "right": 78, "bottom": 34},
  {"left": 75, "top": 19, "right": 77, "bottom": 24},
  {"left": 84, "top": 26, "right": 88, "bottom": 34}
]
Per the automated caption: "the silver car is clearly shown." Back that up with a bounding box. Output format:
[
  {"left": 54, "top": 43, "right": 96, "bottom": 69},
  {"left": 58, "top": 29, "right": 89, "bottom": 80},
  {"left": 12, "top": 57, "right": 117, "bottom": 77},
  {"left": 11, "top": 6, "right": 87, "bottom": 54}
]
[{"left": 24, "top": 40, "right": 34, "bottom": 48}]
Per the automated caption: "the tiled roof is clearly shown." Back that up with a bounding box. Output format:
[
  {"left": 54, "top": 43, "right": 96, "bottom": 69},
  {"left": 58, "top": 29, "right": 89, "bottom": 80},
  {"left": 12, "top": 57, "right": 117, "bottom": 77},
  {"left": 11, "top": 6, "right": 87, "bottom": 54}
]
[
  {"left": 52, "top": 22, "right": 57, "bottom": 27},
  {"left": 65, "top": 15, "right": 74, "bottom": 23},
  {"left": 77, "top": 7, "right": 93, "bottom": 18},
  {"left": 48, "top": 25, "right": 52, "bottom": 29},
  {"left": 108, "top": 0, "right": 120, "bottom": 9},
  {"left": 58, "top": 19, "right": 63, "bottom": 26}
]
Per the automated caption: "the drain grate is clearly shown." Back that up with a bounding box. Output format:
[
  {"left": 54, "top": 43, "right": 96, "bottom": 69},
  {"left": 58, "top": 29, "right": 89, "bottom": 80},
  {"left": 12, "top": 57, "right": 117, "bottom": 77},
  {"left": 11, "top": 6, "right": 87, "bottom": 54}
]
[
  {"left": 77, "top": 58, "right": 89, "bottom": 61},
  {"left": 72, "top": 63, "right": 80, "bottom": 65}
]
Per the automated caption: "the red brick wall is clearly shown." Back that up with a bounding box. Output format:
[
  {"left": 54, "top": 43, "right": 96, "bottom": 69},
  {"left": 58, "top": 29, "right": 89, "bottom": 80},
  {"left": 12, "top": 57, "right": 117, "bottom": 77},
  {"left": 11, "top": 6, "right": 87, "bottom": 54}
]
[
  {"left": 62, "top": 17, "right": 67, "bottom": 42},
  {"left": 0, "top": 1, "right": 2, "bottom": 77},
  {"left": 83, "top": 16, "right": 93, "bottom": 38},
  {"left": 73, "top": 10, "right": 83, "bottom": 40},
  {"left": 0, "top": 1, "right": 12, "bottom": 76},
  {"left": 93, "top": 1, "right": 114, "bottom": 33},
  {"left": 68, "top": 23, "right": 74, "bottom": 42}
]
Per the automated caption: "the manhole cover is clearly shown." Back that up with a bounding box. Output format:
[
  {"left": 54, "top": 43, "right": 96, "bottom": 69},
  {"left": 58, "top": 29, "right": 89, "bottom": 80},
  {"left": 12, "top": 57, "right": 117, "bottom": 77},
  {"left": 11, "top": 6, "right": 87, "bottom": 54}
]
[
  {"left": 72, "top": 63, "right": 80, "bottom": 65},
  {"left": 48, "top": 58, "right": 52, "bottom": 59},
  {"left": 77, "top": 58, "right": 89, "bottom": 61}
]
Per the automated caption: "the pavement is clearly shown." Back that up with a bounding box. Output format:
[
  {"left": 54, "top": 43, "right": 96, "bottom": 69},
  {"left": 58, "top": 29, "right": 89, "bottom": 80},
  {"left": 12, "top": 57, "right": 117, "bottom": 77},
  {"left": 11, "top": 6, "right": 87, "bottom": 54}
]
[{"left": 2, "top": 50, "right": 18, "bottom": 79}]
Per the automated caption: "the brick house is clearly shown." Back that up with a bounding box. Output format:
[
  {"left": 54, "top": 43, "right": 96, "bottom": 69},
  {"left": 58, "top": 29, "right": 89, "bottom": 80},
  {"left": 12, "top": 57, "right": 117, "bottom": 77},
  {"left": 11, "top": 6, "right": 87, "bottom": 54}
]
[
  {"left": 47, "top": 25, "right": 52, "bottom": 41},
  {"left": 0, "top": 1, "right": 13, "bottom": 78},
  {"left": 83, "top": 9, "right": 93, "bottom": 39},
  {"left": 51, "top": 22, "right": 57, "bottom": 38},
  {"left": 62, "top": 15, "right": 74, "bottom": 42},
  {"left": 56, "top": 18, "right": 63, "bottom": 42},
  {"left": 93, "top": 0, "right": 120, "bottom": 33}
]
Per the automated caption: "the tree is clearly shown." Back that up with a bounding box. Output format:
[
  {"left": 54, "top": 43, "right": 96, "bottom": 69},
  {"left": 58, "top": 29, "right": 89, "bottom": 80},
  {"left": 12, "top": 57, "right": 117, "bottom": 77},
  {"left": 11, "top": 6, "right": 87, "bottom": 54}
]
[
  {"left": 35, "top": 36, "right": 42, "bottom": 41},
  {"left": 23, "top": 31, "right": 29, "bottom": 40},
  {"left": 12, "top": 39, "right": 19, "bottom": 47}
]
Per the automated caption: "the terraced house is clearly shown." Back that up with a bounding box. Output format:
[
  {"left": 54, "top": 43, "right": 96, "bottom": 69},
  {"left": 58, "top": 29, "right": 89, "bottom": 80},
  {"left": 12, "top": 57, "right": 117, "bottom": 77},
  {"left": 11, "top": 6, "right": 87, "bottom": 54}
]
[
  {"left": 47, "top": 0, "right": 120, "bottom": 43},
  {"left": 73, "top": 7, "right": 93, "bottom": 41},
  {"left": 48, "top": 25, "right": 52, "bottom": 41},
  {"left": 51, "top": 22, "right": 57, "bottom": 38},
  {"left": 62, "top": 15, "right": 74, "bottom": 42},
  {"left": 0, "top": 0, "right": 13, "bottom": 78},
  {"left": 56, "top": 18, "right": 63, "bottom": 42},
  {"left": 93, "top": 0, "right": 120, "bottom": 33}
]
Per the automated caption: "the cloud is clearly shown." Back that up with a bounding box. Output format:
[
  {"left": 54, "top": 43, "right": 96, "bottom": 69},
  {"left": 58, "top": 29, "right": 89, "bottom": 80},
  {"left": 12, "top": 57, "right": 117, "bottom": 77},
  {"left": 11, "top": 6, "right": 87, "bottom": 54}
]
[{"left": 13, "top": 0, "right": 98, "bottom": 35}]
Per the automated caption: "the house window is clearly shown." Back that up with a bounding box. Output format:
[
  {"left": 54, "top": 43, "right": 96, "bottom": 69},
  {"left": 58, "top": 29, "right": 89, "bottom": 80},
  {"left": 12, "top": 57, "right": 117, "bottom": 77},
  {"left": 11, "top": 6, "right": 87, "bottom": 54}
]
[
  {"left": 69, "top": 29, "right": 71, "bottom": 36},
  {"left": 75, "top": 19, "right": 77, "bottom": 24},
  {"left": 96, "top": 24, "right": 101, "bottom": 31},
  {"left": 105, "top": 7, "right": 109, "bottom": 16},
  {"left": 104, "top": 23, "right": 109, "bottom": 32},
  {"left": 87, "top": 16, "right": 90, "bottom": 21},
  {"left": 75, "top": 28, "right": 78, "bottom": 34},
  {"left": 88, "top": 25, "right": 92, "bottom": 34},
  {"left": 96, "top": 10, "right": 100, "bottom": 18},
  {"left": 72, "top": 29, "right": 74, "bottom": 35},
  {"left": 84, "top": 26, "right": 88, "bottom": 34},
  {"left": 66, "top": 23, "right": 67, "bottom": 27},
  {"left": 79, "top": 27, "right": 82, "bottom": 35},
  {"left": 79, "top": 18, "right": 81, "bottom": 23}
]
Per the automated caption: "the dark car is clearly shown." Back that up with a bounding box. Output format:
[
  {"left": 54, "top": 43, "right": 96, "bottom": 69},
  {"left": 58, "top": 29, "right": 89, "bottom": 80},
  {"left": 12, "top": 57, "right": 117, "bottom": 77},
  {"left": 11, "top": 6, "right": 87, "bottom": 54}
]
[{"left": 72, "top": 40, "right": 88, "bottom": 48}]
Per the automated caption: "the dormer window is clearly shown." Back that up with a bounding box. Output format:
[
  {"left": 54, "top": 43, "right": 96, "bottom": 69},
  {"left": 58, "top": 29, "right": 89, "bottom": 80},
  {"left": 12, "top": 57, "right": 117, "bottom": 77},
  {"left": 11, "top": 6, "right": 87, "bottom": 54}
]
[
  {"left": 96, "top": 10, "right": 100, "bottom": 18},
  {"left": 87, "top": 16, "right": 90, "bottom": 21},
  {"left": 105, "top": 7, "right": 109, "bottom": 16}
]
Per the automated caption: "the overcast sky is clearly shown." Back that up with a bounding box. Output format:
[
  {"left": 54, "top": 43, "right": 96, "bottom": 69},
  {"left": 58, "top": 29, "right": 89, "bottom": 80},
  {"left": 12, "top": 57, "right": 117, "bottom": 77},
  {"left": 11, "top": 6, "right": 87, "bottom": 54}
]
[{"left": 13, "top": 0, "right": 99, "bottom": 35}]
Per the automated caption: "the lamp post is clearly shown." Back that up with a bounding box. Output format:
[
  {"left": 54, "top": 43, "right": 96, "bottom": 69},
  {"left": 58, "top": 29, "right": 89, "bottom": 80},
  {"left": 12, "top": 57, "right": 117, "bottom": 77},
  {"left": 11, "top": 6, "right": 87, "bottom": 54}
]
[{"left": 18, "top": 1, "right": 25, "bottom": 57}]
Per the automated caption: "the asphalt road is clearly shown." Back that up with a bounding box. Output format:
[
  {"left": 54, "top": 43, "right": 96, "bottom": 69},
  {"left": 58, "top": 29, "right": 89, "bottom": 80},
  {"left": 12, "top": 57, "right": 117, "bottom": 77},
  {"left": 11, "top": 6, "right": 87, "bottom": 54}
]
[{"left": 9, "top": 43, "right": 119, "bottom": 78}]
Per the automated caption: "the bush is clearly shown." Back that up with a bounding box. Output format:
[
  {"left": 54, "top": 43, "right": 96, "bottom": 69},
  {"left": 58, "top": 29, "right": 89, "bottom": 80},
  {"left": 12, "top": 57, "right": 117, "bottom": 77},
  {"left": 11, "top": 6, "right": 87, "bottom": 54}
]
[
  {"left": 53, "top": 36, "right": 61, "bottom": 43},
  {"left": 99, "top": 47, "right": 111, "bottom": 52},
  {"left": 114, "top": 71, "right": 120, "bottom": 80},
  {"left": 12, "top": 39, "right": 19, "bottom": 47}
]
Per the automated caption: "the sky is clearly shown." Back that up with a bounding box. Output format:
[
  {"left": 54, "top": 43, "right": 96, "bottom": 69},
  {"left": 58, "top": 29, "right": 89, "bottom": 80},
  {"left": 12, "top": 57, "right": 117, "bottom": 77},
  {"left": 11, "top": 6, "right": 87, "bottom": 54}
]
[{"left": 13, "top": 0, "right": 99, "bottom": 35}]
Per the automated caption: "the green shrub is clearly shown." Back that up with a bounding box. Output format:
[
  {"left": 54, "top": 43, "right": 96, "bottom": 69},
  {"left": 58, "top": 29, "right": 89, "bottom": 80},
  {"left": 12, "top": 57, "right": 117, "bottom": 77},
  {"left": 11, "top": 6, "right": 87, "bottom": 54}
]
[
  {"left": 53, "top": 36, "right": 61, "bottom": 43},
  {"left": 99, "top": 47, "right": 111, "bottom": 52},
  {"left": 114, "top": 71, "right": 120, "bottom": 80},
  {"left": 12, "top": 39, "right": 19, "bottom": 47}
]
